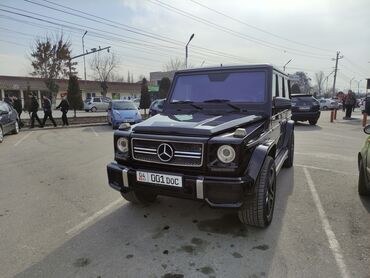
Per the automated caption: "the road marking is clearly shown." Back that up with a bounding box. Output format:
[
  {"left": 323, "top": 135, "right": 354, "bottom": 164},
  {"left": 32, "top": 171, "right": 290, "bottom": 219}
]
[
  {"left": 91, "top": 127, "right": 99, "bottom": 137},
  {"left": 303, "top": 167, "right": 350, "bottom": 278},
  {"left": 295, "top": 152, "right": 355, "bottom": 162},
  {"left": 14, "top": 131, "right": 34, "bottom": 146},
  {"left": 295, "top": 164, "right": 355, "bottom": 175},
  {"left": 66, "top": 198, "right": 122, "bottom": 236}
]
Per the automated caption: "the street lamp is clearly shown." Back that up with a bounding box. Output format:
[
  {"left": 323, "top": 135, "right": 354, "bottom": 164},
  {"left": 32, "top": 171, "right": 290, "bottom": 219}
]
[
  {"left": 185, "top": 33, "right": 195, "bottom": 69},
  {"left": 82, "top": 30, "right": 88, "bottom": 80},
  {"left": 350, "top": 77, "right": 355, "bottom": 90},
  {"left": 283, "top": 59, "right": 292, "bottom": 71}
]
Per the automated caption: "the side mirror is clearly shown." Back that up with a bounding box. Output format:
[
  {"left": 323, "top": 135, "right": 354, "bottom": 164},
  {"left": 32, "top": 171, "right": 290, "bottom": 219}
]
[
  {"left": 273, "top": 97, "right": 291, "bottom": 110},
  {"left": 364, "top": 125, "right": 370, "bottom": 134}
]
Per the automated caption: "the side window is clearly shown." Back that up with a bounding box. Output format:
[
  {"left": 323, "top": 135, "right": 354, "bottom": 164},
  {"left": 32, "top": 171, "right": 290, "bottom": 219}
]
[
  {"left": 285, "top": 79, "right": 290, "bottom": 98},
  {"left": 93, "top": 98, "right": 101, "bottom": 102},
  {"left": 275, "top": 74, "right": 280, "bottom": 97},
  {"left": 272, "top": 74, "right": 276, "bottom": 98},
  {"left": 278, "top": 76, "right": 284, "bottom": 98}
]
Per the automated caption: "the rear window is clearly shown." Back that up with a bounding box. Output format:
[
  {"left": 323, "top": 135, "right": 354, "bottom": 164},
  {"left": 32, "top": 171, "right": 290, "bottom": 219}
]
[{"left": 292, "top": 96, "right": 316, "bottom": 102}]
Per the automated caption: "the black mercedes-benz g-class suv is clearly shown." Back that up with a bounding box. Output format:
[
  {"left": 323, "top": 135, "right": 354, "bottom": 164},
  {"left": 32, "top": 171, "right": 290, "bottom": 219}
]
[{"left": 107, "top": 64, "right": 294, "bottom": 228}]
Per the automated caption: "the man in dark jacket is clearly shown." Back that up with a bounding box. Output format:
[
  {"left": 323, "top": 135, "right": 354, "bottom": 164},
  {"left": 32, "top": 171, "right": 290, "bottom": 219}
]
[
  {"left": 29, "top": 93, "right": 43, "bottom": 128},
  {"left": 56, "top": 95, "right": 69, "bottom": 126},
  {"left": 42, "top": 95, "right": 57, "bottom": 127},
  {"left": 12, "top": 95, "right": 23, "bottom": 128}
]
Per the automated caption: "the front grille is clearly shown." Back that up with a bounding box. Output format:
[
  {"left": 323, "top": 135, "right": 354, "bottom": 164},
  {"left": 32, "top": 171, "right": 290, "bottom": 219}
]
[{"left": 132, "top": 138, "right": 203, "bottom": 167}]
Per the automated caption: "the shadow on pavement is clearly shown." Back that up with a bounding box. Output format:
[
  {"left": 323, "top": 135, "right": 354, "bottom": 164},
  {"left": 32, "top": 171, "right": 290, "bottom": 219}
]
[
  {"left": 15, "top": 169, "right": 295, "bottom": 278},
  {"left": 359, "top": 196, "right": 370, "bottom": 213},
  {"left": 294, "top": 122, "right": 323, "bottom": 131}
]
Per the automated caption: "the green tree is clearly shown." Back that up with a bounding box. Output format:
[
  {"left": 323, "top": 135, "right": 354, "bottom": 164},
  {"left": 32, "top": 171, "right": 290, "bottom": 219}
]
[
  {"left": 30, "top": 33, "right": 76, "bottom": 104},
  {"left": 139, "top": 78, "right": 151, "bottom": 117},
  {"left": 159, "top": 77, "right": 171, "bottom": 99},
  {"left": 67, "top": 75, "right": 83, "bottom": 118}
]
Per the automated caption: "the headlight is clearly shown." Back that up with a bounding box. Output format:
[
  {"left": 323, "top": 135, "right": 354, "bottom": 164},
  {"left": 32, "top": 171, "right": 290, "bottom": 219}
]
[
  {"left": 217, "top": 145, "right": 236, "bottom": 163},
  {"left": 117, "top": 137, "right": 129, "bottom": 153}
]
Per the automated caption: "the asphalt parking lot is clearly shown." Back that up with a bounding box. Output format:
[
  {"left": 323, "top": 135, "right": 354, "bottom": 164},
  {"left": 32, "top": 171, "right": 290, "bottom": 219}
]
[{"left": 0, "top": 110, "right": 369, "bottom": 278}]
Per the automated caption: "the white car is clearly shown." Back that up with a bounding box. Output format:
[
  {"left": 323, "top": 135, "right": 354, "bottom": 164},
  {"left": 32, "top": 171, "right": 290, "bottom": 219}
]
[{"left": 319, "top": 99, "right": 339, "bottom": 110}]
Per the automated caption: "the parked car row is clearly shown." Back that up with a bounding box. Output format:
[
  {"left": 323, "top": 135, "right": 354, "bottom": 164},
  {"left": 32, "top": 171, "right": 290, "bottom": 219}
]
[{"left": 0, "top": 100, "right": 19, "bottom": 143}]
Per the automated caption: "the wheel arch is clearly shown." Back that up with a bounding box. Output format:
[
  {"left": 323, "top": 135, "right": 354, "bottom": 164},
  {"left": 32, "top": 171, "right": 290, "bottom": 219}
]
[{"left": 246, "top": 141, "right": 276, "bottom": 183}]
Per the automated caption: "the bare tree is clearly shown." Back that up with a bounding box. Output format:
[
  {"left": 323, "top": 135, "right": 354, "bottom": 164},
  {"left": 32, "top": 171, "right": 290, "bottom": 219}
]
[
  {"left": 29, "top": 32, "right": 76, "bottom": 103},
  {"left": 90, "top": 51, "right": 119, "bottom": 96},
  {"left": 314, "top": 71, "right": 325, "bottom": 96},
  {"left": 164, "top": 58, "right": 185, "bottom": 71},
  {"left": 110, "top": 73, "right": 125, "bottom": 82}
]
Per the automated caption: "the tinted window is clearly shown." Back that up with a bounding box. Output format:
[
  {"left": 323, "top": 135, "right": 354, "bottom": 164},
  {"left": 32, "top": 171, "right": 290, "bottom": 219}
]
[
  {"left": 0, "top": 103, "right": 8, "bottom": 112},
  {"left": 112, "top": 101, "right": 136, "bottom": 110},
  {"left": 93, "top": 98, "right": 101, "bottom": 102},
  {"left": 292, "top": 96, "right": 317, "bottom": 103},
  {"left": 170, "top": 71, "right": 266, "bottom": 103}
]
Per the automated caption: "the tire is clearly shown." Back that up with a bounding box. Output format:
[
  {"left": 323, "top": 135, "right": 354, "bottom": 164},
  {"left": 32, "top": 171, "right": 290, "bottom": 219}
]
[
  {"left": 85, "top": 109, "right": 89, "bottom": 112},
  {"left": 358, "top": 159, "right": 370, "bottom": 196},
  {"left": 283, "top": 132, "right": 294, "bottom": 168},
  {"left": 238, "top": 156, "right": 276, "bottom": 228},
  {"left": 121, "top": 190, "right": 157, "bottom": 204},
  {"left": 12, "top": 121, "right": 19, "bottom": 134},
  {"left": 91, "top": 107, "right": 97, "bottom": 112},
  {"left": 0, "top": 126, "right": 3, "bottom": 143},
  {"left": 309, "top": 119, "right": 317, "bottom": 125}
]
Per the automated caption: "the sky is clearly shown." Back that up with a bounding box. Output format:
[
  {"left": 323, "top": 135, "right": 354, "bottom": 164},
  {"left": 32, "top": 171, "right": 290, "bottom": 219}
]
[{"left": 0, "top": 0, "right": 369, "bottom": 92}]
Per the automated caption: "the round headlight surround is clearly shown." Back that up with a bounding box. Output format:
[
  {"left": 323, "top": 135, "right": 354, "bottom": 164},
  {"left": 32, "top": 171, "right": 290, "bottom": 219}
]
[
  {"left": 217, "top": 145, "right": 236, "bottom": 163},
  {"left": 117, "top": 137, "right": 129, "bottom": 153}
]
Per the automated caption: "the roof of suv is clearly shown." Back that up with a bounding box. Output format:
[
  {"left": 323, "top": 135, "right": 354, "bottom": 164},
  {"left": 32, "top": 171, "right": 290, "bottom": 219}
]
[{"left": 175, "top": 64, "right": 287, "bottom": 76}]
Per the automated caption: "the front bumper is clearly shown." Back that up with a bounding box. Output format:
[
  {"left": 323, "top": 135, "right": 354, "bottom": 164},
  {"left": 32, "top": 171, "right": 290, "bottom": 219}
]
[
  {"left": 291, "top": 111, "right": 320, "bottom": 121},
  {"left": 112, "top": 119, "right": 141, "bottom": 127},
  {"left": 107, "top": 162, "right": 254, "bottom": 208}
]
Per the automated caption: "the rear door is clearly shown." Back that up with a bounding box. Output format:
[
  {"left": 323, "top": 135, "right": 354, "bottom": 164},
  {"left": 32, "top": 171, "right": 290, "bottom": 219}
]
[{"left": 93, "top": 97, "right": 102, "bottom": 110}]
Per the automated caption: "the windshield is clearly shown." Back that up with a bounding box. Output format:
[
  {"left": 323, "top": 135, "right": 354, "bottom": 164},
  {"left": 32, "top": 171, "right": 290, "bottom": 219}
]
[
  {"left": 170, "top": 71, "right": 266, "bottom": 103},
  {"left": 112, "top": 101, "right": 136, "bottom": 110}
]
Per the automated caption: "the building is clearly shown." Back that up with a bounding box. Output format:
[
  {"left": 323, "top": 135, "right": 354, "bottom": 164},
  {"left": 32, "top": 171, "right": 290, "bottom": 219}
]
[
  {"left": 0, "top": 75, "right": 141, "bottom": 107},
  {"left": 150, "top": 70, "right": 176, "bottom": 85}
]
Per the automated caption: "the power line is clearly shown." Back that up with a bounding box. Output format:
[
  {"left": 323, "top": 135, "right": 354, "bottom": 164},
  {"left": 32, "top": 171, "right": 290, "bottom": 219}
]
[
  {"left": 189, "top": 0, "right": 333, "bottom": 54},
  {"left": 147, "top": 0, "right": 333, "bottom": 59}
]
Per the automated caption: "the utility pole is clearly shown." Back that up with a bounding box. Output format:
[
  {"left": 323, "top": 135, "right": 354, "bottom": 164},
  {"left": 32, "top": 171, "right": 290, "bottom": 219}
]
[
  {"left": 332, "top": 51, "right": 344, "bottom": 98},
  {"left": 185, "top": 33, "right": 194, "bottom": 69},
  {"left": 69, "top": 46, "right": 111, "bottom": 76},
  {"left": 82, "top": 31, "right": 88, "bottom": 81}
]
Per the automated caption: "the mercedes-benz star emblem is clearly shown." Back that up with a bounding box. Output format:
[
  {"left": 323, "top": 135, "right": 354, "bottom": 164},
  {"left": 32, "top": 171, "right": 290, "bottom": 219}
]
[{"left": 157, "top": 143, "right": 174, "bottom": 162}]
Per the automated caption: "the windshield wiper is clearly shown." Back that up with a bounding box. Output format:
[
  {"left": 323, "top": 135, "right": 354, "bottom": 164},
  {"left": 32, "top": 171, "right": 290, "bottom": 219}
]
[
  {"left": 202, "top": 99, "right": 247, "bottom": 112},
  {"left": 170, "top": 100, "right": 202, "bottom": 110}
]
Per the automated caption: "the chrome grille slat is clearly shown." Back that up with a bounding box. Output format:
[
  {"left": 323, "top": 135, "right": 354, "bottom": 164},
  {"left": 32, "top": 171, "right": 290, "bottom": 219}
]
[{"left": 132, "top": 138, "right": 203, "bottom": 167}]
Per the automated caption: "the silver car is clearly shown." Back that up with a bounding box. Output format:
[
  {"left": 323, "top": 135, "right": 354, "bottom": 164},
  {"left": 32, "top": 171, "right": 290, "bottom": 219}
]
[{"left": 84, "top": 96, "right": 111, "bottom": 112}]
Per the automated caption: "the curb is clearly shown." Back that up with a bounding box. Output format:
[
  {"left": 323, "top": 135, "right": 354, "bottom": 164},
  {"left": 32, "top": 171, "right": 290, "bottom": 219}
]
[{"left": 20, "top": 122, "right": 108, "bottom": 132}]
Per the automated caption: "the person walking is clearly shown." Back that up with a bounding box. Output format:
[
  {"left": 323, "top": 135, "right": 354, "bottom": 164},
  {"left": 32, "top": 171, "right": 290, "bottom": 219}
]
[
  {"left": 344, "top": 90, "right": 356, "bottom": 119},
  {"left": 12, "top": 95, "right": 24, "bottom": 128},
  {"left": 56, "top": 95, "right": 69, "bottom": 126},
  {"left": 42, "top": 95, "right": 57, "bottom": 127},
  {"left": 29, "top": 93, "right": 43, "bottom": 128}
]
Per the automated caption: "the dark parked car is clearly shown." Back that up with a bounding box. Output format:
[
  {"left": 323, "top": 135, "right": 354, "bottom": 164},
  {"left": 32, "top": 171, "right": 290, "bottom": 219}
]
[
  {"left": 291, "top": 94, "right": 320, "bottom": 125},
  {"left": 148, "top": 98, "right": 165, "bottom": 117},
  {"left": 357, "top": 125, "right": 370, "bottom": 196},
  {"left": 0, "top": 101, "right": 19, "bottom": 143},
  {"left": 107, "top": 65, "right": 294, "bottom": 228}
]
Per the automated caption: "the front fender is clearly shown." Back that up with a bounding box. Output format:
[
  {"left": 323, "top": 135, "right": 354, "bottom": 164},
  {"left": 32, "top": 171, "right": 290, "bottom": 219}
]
[{"left": 246, "top": 140, "right": 275, "bottom": 183}]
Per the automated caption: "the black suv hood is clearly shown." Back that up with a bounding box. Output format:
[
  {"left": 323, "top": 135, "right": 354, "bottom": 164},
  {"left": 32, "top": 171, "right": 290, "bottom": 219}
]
[{"left": 132, "top": 112, "right": 264, "bottom": 136}]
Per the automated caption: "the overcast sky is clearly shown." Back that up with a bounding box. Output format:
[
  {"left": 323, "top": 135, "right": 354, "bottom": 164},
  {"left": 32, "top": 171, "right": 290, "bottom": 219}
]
[{"left": 0, "top": 0, "right": 369, "bottom": 91}]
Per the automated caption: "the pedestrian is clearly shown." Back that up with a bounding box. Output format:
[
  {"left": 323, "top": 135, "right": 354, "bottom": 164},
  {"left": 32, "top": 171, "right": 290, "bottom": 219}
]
[
  {"left": 344, "top": 90, "right": 356, "bottom": 119},
  {"left": 42, "top": 95, "right": 57, "bottom": 127},
  {"left": 29, "top": 93, "right": 43, "bottom": 128},
  {"left": 342, "top": 96, "right": 346, "bottom": 112},
  {"left": 12, "top": 95, "right": 24, "bottom": 128},
  {"left": 56, "top": 94, "right": 69, "bottom": 126}
]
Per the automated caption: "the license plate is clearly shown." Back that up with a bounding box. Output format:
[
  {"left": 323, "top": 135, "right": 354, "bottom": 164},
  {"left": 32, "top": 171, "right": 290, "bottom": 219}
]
[
  {"left": 123, "top": 119, "right": 133, "bottom": 122},
  {"left": 299, "top": 106, "right": 310, "bottom": 110},
  {"left": 136, "top": 171, "right": 182, "bottom": 187}
]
